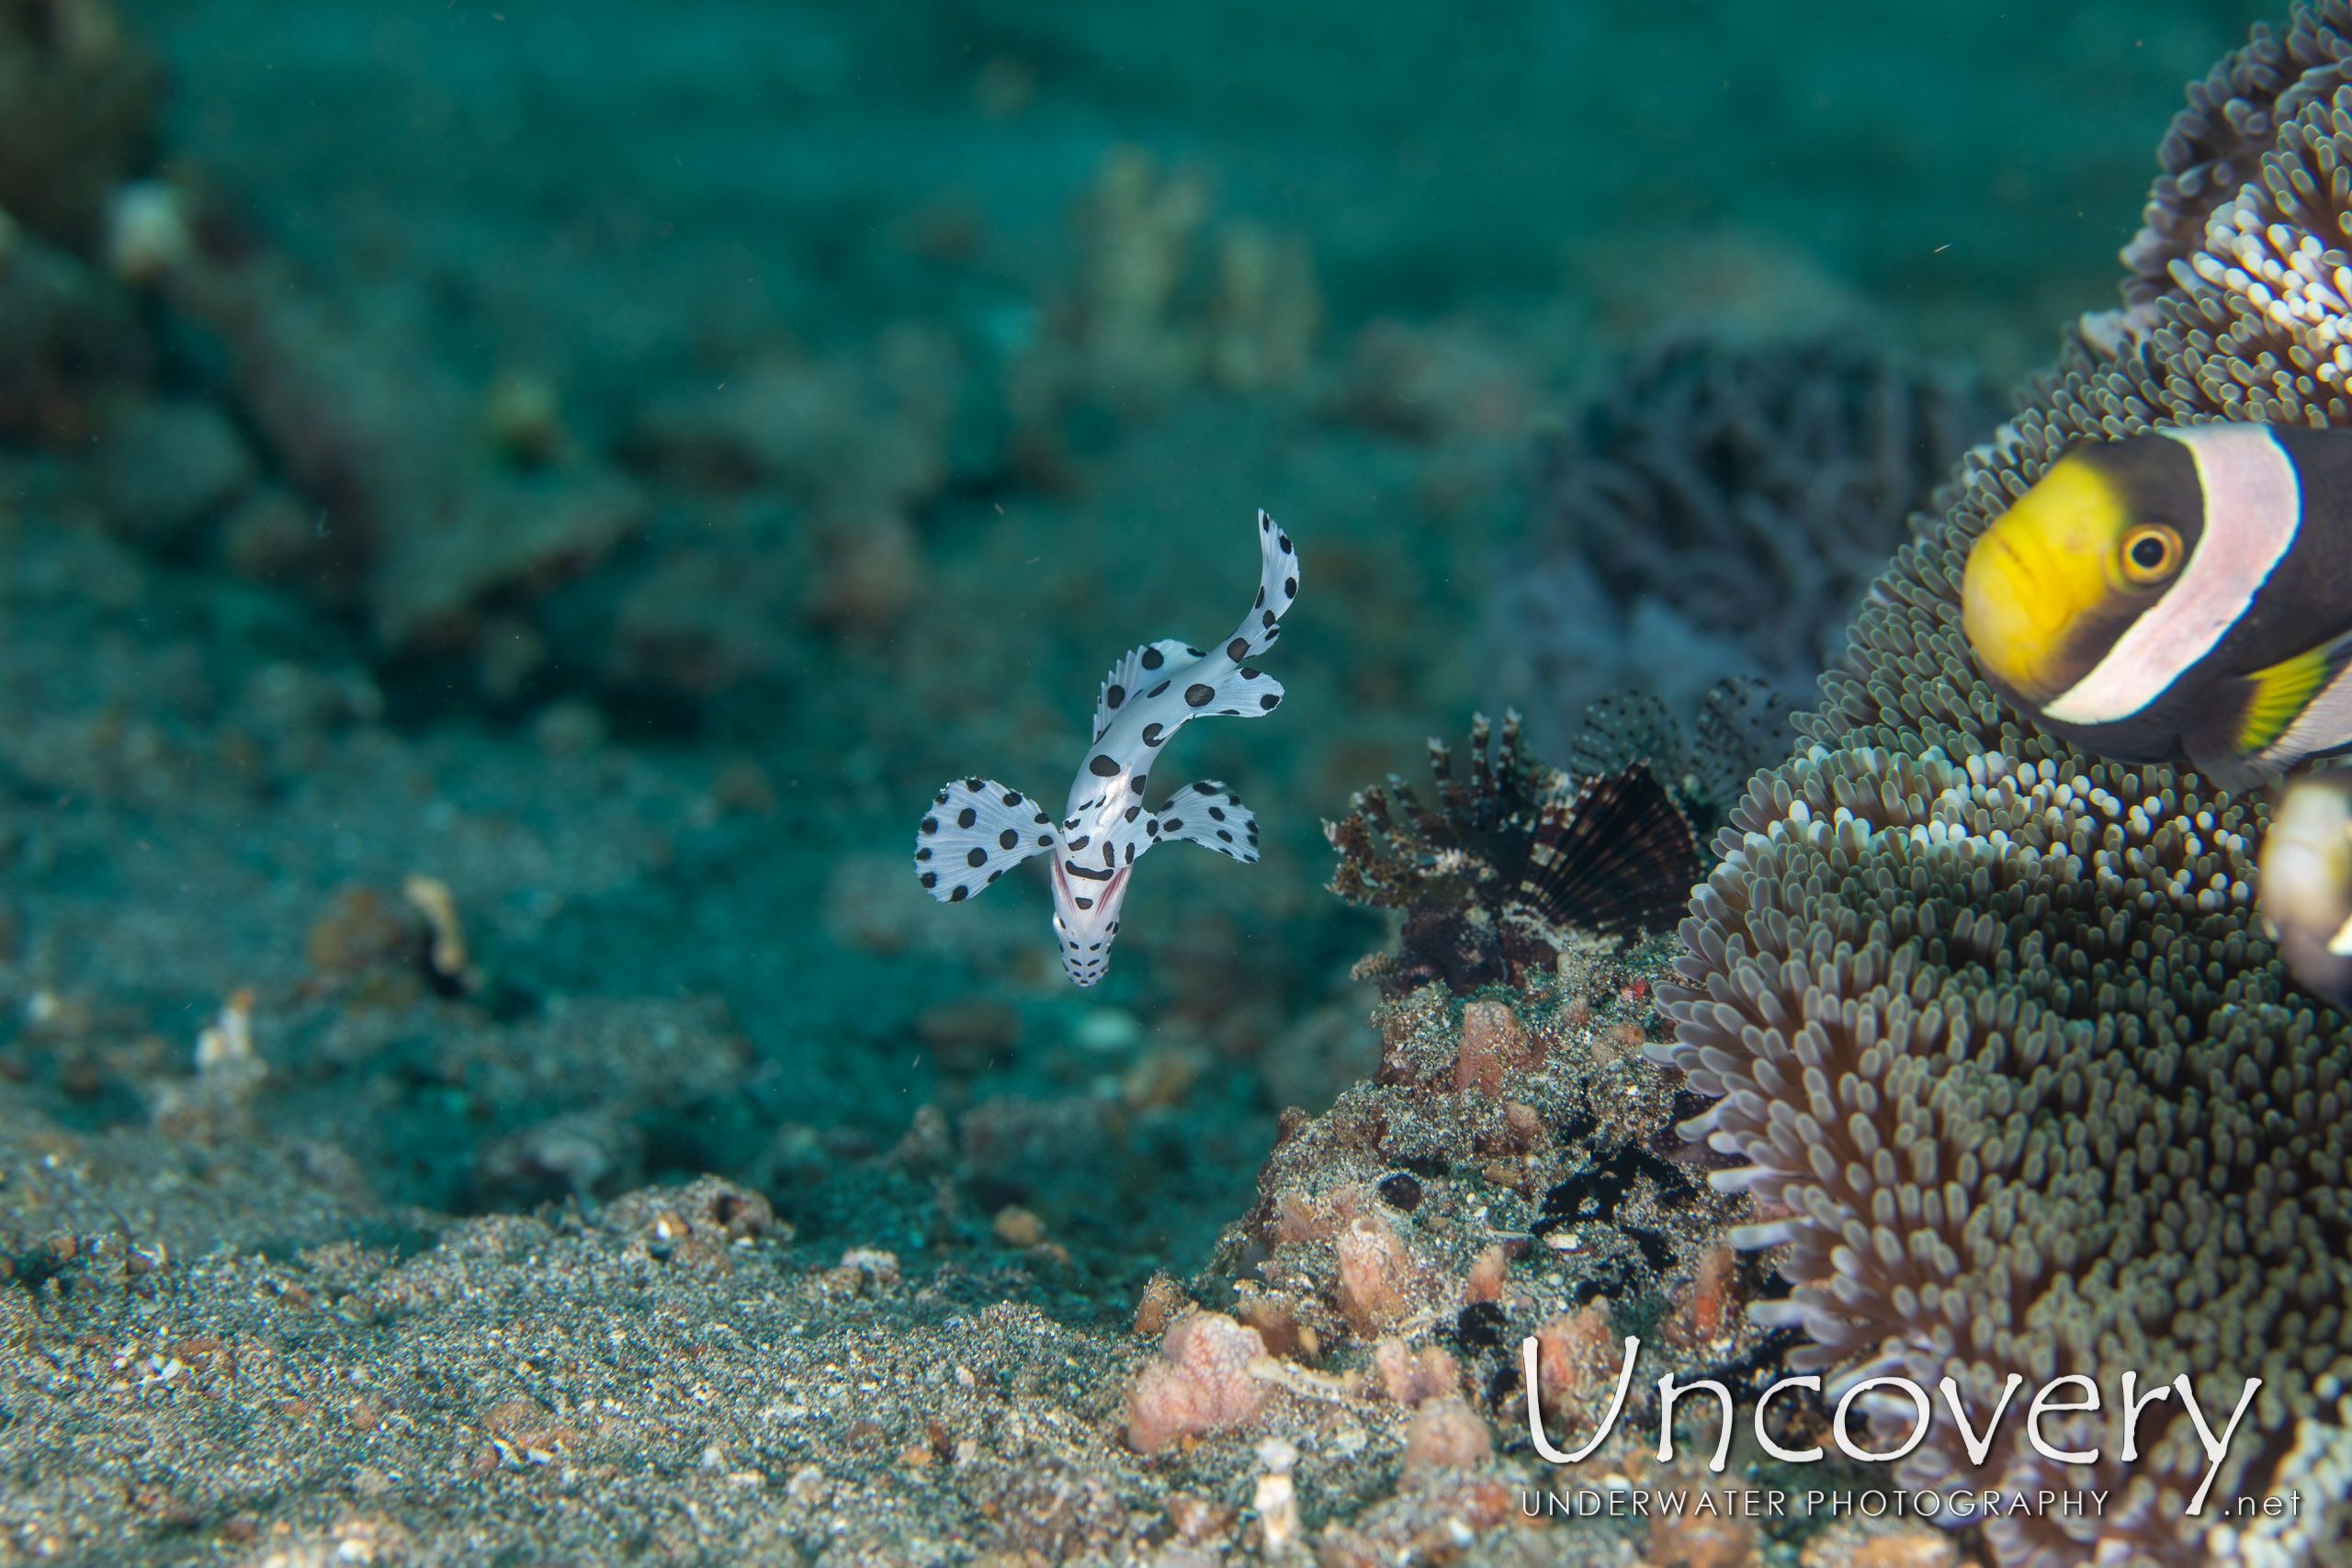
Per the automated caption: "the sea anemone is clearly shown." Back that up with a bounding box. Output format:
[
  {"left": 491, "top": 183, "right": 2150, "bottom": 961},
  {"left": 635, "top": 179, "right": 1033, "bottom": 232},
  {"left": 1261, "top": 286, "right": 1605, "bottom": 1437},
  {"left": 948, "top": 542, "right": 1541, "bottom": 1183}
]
[{"left": 1651, "top": 10, "right": 2352, "bottom": 1566}]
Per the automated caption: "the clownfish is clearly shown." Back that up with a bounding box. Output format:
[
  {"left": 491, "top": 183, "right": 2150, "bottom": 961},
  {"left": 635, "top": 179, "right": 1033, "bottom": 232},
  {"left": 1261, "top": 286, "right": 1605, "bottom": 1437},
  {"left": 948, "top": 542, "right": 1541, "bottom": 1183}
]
[
  {"left": 2259, "top": 769, "right": 2352, "bottom": 1009},
  {"left": 914, "top": 511, "right": 1296, "bottom": 986},
  {"left": 1962, "top": 423, "right": 2352, "bottom": 790}
]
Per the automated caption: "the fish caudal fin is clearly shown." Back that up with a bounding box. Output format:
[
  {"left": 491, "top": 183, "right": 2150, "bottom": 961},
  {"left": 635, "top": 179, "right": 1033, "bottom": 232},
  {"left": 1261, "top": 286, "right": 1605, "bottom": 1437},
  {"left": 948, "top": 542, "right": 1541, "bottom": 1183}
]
[
  {"left": 1156, "top": 781, "right": 1260, "bottom": 863},
  {"left": 1222, "top": 510, "right": 1298, "bottom": 662},
  {"left": 915, "top": 778, "right": 1056, "bottom": 902}
]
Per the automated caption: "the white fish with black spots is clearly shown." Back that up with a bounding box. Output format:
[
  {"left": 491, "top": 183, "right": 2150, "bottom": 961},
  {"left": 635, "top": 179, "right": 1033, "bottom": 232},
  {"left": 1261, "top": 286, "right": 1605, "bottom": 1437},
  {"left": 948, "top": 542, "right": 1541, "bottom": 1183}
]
[{"left": 913, "top": 510, "right": 1299, "bottom": 986}]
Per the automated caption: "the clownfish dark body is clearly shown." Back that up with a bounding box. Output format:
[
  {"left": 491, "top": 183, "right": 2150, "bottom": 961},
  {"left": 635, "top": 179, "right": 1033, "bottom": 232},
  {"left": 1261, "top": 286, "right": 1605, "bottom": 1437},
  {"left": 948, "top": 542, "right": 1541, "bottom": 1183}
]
[{"left": 1962, "top": 423, "right": 2352, "bottom": 790}]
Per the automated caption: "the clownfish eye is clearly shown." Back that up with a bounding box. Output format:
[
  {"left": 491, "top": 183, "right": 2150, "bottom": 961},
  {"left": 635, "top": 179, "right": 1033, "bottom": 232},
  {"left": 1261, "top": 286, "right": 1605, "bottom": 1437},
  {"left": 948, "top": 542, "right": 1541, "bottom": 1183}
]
[{"left": 2119, "top": 523, "right": 2182, "bottom": 585}]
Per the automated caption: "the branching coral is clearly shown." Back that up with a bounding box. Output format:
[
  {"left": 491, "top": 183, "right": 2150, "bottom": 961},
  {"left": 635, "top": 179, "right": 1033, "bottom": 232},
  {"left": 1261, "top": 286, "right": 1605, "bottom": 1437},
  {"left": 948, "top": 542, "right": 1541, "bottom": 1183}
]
[
  {"left": 1650, "top": 10, "right": 2352, "bottom": 1567},
  {"left": 1325, "top": 710, "right": 1699, "bottom": 995},
  {"left": 1490, "top": 334, "right": 1992, "bottom": 753}
]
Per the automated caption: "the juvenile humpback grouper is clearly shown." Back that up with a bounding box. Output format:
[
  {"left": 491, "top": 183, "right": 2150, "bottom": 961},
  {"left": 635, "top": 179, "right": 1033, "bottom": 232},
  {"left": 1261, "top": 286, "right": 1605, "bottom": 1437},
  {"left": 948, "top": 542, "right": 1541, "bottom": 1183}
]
[{"left": 913, "top": 510, "right": 1298, "bottom": 986}]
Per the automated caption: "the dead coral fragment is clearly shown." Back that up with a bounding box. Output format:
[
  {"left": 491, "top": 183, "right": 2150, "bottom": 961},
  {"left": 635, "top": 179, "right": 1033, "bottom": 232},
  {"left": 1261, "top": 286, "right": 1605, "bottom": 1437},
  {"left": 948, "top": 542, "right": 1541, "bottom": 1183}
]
[
  {"left": 1125, "top": 1311, "right": 1269, "bottom": 1455},
  {"left": 0, "top": 0, "right": 162, "bottom": 250},
  {"left": 1326, "top": 710, "right": 1699, "bottom": 994}
]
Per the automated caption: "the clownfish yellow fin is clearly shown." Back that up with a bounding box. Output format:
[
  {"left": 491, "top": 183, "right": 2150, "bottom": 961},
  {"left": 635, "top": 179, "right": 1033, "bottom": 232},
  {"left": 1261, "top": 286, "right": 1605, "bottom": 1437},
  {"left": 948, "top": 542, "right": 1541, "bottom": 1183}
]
[{"left": 2236, "top": 642, "right": 2343, "bottom": 756}]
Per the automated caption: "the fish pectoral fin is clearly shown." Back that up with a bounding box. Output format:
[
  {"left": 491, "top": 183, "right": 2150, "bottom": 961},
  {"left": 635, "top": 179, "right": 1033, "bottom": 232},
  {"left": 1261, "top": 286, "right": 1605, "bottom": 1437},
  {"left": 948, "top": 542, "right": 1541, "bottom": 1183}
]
[
  {"left": 2235, "top": 639, "right": 2346, "bottom": 756},
  {"left": 2184, "top": 731, "right": 2281, "bottom": 795},
  {"left": 1156, "top": 781, "right": 1260, "bottom": 863},
  {"left": 914, "top": 778, "right": 1057, "bottom": 901}
]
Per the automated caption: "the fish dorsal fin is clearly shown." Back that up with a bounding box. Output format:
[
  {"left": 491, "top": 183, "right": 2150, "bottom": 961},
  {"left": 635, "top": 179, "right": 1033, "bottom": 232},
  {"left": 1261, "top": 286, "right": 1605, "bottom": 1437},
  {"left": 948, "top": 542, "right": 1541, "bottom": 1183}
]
[
  {"left": 1093, "top": 639, "right": 1197, "bottom": 741},
  {"left": 1223, "top": 510, "right": 1299, "bottom": 662},
  {"left": 1155, "top": 781, "right": 1260, "bottom": 863},
  {"left": 914, "top": 778, "right": 1057, "bottom": 902}
]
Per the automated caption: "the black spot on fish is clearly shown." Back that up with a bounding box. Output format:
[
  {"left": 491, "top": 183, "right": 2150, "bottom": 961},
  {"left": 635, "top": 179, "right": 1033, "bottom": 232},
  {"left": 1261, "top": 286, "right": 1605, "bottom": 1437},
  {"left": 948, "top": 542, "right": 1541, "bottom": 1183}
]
[
  {"left": 1131, "top": 773, "right": 1148, "bottom": 794},
  {"left": 967, "top": 776, "right": 984, "bottom": 791},
  {"left": 1125, "top": 842, "right": 1136, "bottom": 863},
  {"left": 921, "top": 818, "right": 938, "bottom": 834},
  {"left": 949, "top": 886, "right": 968, "bottom": 902},
  {"left": 1105, "top": 683, "right": 1125, "bottom": 708},
  {"left": 1140, "top": 647, "right": 1165, "bottom": 670},
  {"left": 1142, "top": 722, "right": 1166, "bottom": 746},
  {"left": 987, "top": 870, "right": 1001, "bottom": 884},
  {"left": 1277, "top": 534, "right": 1292, "bottom": 553},
  {"left": 916, "top": 847, "right": 932, "bottom": 861},
  {"left": 1146, "top": 680, "right": 1170, "bottom": 699},
  {"left": 1283, "top": 575, "right": 1296, "bottom": 596},
  {"left": 1164, "top": 817, "right": 1183, "bottom": 830},
  {"left": 1102, "top": 841, "right": 1116, "bottom": 867},
  {"left": 1068, "top": 834, "right": 1091, "bottom": 851},
  {"left": 1254, "top": 588, "right": 1265, "bottom": 608},
  {"left": 1035, "top": 834, "right": 1052, "bottom": 847},
  {"left": 998, "top": 829, "right": 1018, "bottom": 850},
  {"left": 957, "top": 807, "right": 978, "bottom": 829},
  {"left": 1124, "top": 806, "right": 1140, "bottom": 823},
  {"left": 935, "top": 789, "right": 950, "bottom": 804},
  {"left": 1216, "top": 829, "right": 1232, "bottom": 842},
  {"left": 1187, "top": 647, "right": 1203, "bottom": 657},
  {"left": 1227, "top": 638, "right": 1250, "bottom": 660},
  {"left": 1260, "top": 694, "right": 1280, "bottom": 710},
  {"left": 1089, "top": 755, "right": 1120, "bottom": 777},
  {"left": 1185, "top": 683, "right": 1215, "bottom": 707},
  {"left": 920, "top": 872, "right": 937, "bottom": 888},
  {"left": 1208, "top": 807, "right": 1226, "bottom": 820},
  {"left": 1240, "top": 667, "right": 1259, "bottom": 678},
  {"left": 967, "top": 848, "right": 988, "bottom": 867},
  {"left": 1034, "top": 811, "right": 1050, "bottom": 824},
  {"left": 1261, "top": 611, "right": 1274, "bottom": 629},
  {"left": 1147, "top": 818, "right": 1159, "bottom": 834},
  {"left": 1004, "top": 791, "right": 1023, "bottom": 807},
  {"left": 1075, "top": 897, "right": 1093, "bottom": 910}
]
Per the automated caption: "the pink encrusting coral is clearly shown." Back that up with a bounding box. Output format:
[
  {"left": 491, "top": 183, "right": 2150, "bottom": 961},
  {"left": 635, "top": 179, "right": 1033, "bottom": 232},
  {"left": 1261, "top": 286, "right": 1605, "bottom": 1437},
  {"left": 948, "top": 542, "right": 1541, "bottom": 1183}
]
[{"left": 1125, "top": 1312, "right": 1270, "bottom": 1455}]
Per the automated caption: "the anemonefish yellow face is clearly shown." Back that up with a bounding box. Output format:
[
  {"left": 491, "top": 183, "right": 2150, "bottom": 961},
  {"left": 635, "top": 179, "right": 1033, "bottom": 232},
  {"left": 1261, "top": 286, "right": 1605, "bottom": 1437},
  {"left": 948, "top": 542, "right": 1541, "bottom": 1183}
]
[{"left": 1961, "top": 447, "right": 2190, "bottom": 706}]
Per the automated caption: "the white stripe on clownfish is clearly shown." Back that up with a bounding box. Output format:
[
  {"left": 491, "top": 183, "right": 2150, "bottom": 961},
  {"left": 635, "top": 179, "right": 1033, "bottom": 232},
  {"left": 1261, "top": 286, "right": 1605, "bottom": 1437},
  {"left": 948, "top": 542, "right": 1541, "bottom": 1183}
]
[
  {"left": 2045, "top": 423, "right": 2300, "bottom": 726},
  {"left": 914, "top": 510, "right": 1296, "bottom": 987}
]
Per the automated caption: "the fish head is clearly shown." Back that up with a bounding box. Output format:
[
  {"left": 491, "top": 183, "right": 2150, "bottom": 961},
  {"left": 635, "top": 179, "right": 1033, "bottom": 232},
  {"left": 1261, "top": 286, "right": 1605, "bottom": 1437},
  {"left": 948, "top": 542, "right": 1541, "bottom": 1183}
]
[
  {"left": 1048, "top": 852, "right": 1132, "bottom": 987},
  {"left": 1963, "top": 441, "right": 2193, "bottom": 708}
]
